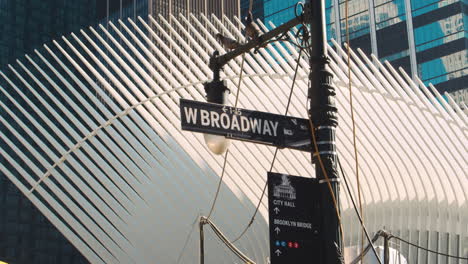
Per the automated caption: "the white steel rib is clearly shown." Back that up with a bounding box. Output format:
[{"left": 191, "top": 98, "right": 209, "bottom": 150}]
[{"left": 0, "top": 14, "right": 466, "bottom": 264}]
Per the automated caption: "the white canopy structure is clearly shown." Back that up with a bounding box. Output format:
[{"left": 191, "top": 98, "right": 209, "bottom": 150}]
[{"left": 0, "top": 13, "right": 466, "bottom": 263}]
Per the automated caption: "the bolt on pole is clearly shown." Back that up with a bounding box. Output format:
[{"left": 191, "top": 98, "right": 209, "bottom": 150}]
[{"left": 306, "top": 0, "right": 343, "bottom": 263}]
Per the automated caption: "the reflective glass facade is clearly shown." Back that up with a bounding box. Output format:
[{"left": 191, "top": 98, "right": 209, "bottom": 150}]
[
  {"left": 98, "top": 0, "right": 149, "bottom": 24},
  {"left": 0, "top": 175, "right": 87, "bottom": 263},
  {"left": 241, "top": 0, "right": 297, "bottom": 28},
  {"left": 263, "top": 0, "right": 298, "bottom": 27},
  {"left": 246, "top": 0, "right": 467, "bottom": 110},
  {"left": 412, "top": 0, "right": 466, "bottom": 93},
  {"left": 329, "top": 0, "right": 468, "bottom": 97},
  {"left": 241, "top": 0, "right": 264, "bottom": 21},
  {"left": 0, "top": 0, "right": 97, "bottom": 70},
  {"left": 152, "top": 0, "right": 239, "bottom": 21}
]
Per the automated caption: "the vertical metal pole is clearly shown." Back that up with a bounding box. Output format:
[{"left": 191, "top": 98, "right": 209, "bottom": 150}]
[
  {"left": 384, "top": 234, "right": 389, "bottom": 264},
  {"left": 221, "top": 0, "right": 224, "bottom": 24},
  {"left": 205, "top": 0, "right": 207, "bottom": 17},
  {"left": 199, "top": 217, "right": 205, "bottom": 264},
  {"left": 307, "top": 0, "right": 342, "bottom": 263}
]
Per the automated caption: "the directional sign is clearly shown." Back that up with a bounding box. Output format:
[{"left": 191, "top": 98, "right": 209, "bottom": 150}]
[
  {"left": 268, "top": 172, "right": 321, "bottom": 263},
  {"left": 180, "top": 99, "right": 312, "bottom": 152}
]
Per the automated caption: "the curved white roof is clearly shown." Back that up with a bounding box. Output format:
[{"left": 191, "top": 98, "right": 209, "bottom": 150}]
[{"left": 0, "top": 14, "right": 466, "bottom": 263}]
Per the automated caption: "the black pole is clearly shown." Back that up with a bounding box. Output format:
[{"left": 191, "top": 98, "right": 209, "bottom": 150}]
[
  {"left": 199, "top": 217, "right": 206, "bottom": 264},
  {"left": 384, "top": 234, "right": 389, "bottom": 264},
  {"left": 307, "top": 0, "right": 342, "bottom": 263}
]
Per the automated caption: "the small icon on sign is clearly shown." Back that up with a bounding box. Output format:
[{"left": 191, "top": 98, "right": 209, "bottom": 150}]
[
  {"left": 273, "top": 175, "right": 296, "bottom": 200},
  {"left": 281, "top": 241, "right": 287, "bottom": 247},
  {"left": 275, "top": 241, "right": 280, "bottom": 246},
  {"left": 294, "top": 242, "right": 299, "bottom": 248},
  {"left": 274, "top": 227, "right": 281, "bottom": 234},
  {"left": 275, "top": 249, "right": 282, "bottom": 256},
  {"left": 222, "top": 106, "right": 228, "bottom": 113},
  {"left": 284, "top": 129, "right": 293, "bottom": 136},
  {"left": 288, "top": 242, "right": 293, "bottom": 248},
  {"left": 273, "top": 207, "right": 280, "bottom": 214},
  {"left": 300, "top": 125, "right": 307, "bottom": 130}
]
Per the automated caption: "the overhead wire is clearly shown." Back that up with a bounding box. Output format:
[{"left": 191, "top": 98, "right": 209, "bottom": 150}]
[
  {"left": 200, "top": 1, "right": 347, "bottom": 260},
  {"left": 304, "top": 4, "right": 346, "bottom": 255},
  {"left": 201, "top": 216, "right": 256, "bottom": 263},
  {"left": 176, "top": 214, "right": 200, "bottom": 264},
  {"left": 338, "top": 157, "right": 383, "bottom": 264},
  {"left": 154, "top": 12, "right": 248, "bottom": 259},
  {"left": 306, "top": 117, "right": 345, "bottom": 251},
  {"left": 206, "top": 0, "right": 250, "bottom": 220},
  {"left": 229, "top": 3, "right": 311, "bottom": 244},
  {"left": 349, "top": 228, "right": 468, "bottom": 263},
  {"left": 199, "top": 42, "right": 253, "bottom": 264},
  {"left": 390, "top": 235, "right": 468, "bottom": 260},
  {"left": 206, "top": 53, "right": 246, "bottom": 220},
  {"left": 344, "top": 0, "right": 365, "bottom": 257},
  {"left": 200, "top": 1, "right": 256, "bottom": 261},
  {"left": 208, "top": 0, "right": 303, "bottom": 243},
  {"left": 230, "top": 47, "right": 304, "bottom": 244}
]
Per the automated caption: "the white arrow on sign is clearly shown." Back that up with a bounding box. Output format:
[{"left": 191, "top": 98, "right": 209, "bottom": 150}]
[
  {"left": 274, "top": 207, "right": 280, "bottom": 214},
  {"left": 275, "top": 249, "right": 282, "bottom": 256},
  {"left": 222, "top": 105, "right": 228, "bottom": 113},
  {"left": 274, "top": 226, "right": 281, "bottom": 234}
]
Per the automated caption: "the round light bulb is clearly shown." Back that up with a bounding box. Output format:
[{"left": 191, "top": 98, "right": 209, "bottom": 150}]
[{"left": 203, "top": 134, "right": 231, "bottom": 155}]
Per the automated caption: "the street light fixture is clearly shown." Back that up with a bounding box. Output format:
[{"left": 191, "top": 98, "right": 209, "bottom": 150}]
[
  {"left": 203, "top": 55, "right": 231, "bottom": 155},
  {"left": 203, "top": 15, "right": 303, "bottom": 154},
  {"left": 203, "top": 3, "right": 343, "bottom": 262}
]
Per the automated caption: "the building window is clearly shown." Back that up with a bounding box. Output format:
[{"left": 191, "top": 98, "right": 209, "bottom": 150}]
[
  {"left": 418, "top": 49, "right": 468, "bottom": 84},
  {"left": 375, "top": 0, "right": 406, "bottom": 30},
  {"left": 414, "top": 13, "right": 464, "bottom": 51}
]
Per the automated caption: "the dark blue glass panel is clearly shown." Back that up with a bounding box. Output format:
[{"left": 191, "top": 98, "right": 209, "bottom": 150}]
[
  {"left": 389, "top": 55, "right": 412, "bottom": 76},
  {"left": 349, "top": 33, "right": 372, "bottom": 55},
  {"left": 412, "top": 0, "right": 442, "bottom": 11},
  {"left": 418, "top": 49, "right": 467, "bottom": 85},
  {"left": 435, "top": 74, "right": 468, "bottom": 92},
  {"left": 376, "top": 21, "right": 408, "bottom": 57},
  {"left": 241, "top": 0, "right": 265, "bottom": 21},
  {"left": 416, "top": 37, "right": 465, "bottom": 63},
  {"left": 375, "top": 0, "right": 406, "bottom": 29},
  {"left": 263, "top": 0, "right": 297, "bottom": 27},
  {"left": 413, "top": 2, "right": 461, "bottom": 27}
]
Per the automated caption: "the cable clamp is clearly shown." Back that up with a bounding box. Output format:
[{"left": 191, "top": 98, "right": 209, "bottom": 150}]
[
  {"left": 319, "top": 178, "right": 340, "bottom": 184},
  {"left": 309, "top": 55, "right": 330, "bottom": 64},
  {"left": 316, "top": 126, "right": 336, "bottom": 130},
  {"left": 316, "top": 141, "right": 335, "bottom": 145},
  {"left": 199, "top": 216, "right": 208, "bottom": 225},
  {"left": 313, "top": 151, "right": 337, "bottom": 157}
]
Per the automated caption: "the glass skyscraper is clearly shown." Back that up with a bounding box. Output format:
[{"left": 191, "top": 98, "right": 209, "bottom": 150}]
[
  {"left": 241, "top": 0, "right": 265, "bottom": 21},
  {"left": 150, "top": 0, "right": 239, "bottom": 21},
  {"left": 328, "top": 0, "right": 466, "bottom": 99},
  {"left": 241, "top": 0, "right": 467, "bottom": 111},
  {"left": 0, "top": 0, "right": 97, "bottom": 70}
]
